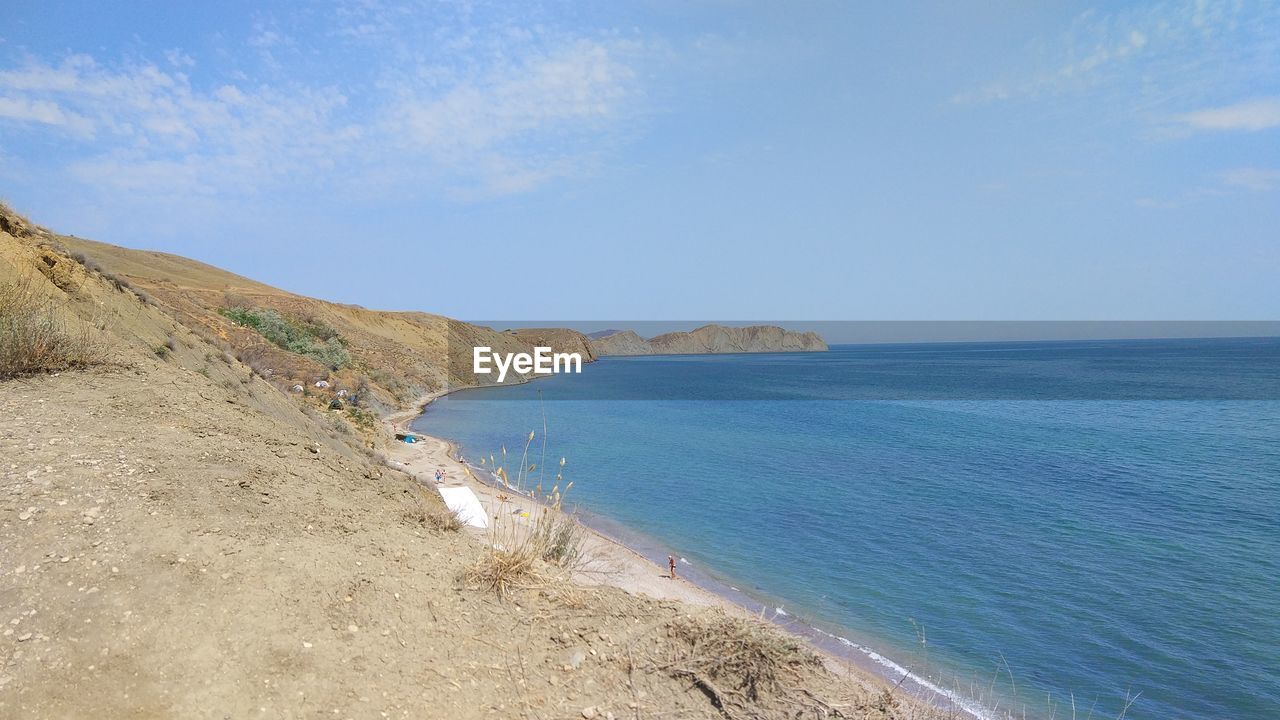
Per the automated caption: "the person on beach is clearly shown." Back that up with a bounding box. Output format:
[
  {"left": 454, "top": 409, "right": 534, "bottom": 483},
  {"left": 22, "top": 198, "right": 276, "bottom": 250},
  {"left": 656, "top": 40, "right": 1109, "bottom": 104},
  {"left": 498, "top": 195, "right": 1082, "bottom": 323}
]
[
  {"left": 668, "top": 555, "right": 677, "bottom": 580},
  {"left": 434, "top": 469, "right": 443, "bottom": 483}
]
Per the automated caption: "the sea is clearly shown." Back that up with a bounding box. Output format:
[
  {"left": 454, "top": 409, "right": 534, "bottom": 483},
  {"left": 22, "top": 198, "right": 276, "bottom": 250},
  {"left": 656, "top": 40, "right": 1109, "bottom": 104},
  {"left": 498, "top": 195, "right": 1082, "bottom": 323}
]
[{"left": 411, "top": 337, "right": 1280, "bottom": 719}]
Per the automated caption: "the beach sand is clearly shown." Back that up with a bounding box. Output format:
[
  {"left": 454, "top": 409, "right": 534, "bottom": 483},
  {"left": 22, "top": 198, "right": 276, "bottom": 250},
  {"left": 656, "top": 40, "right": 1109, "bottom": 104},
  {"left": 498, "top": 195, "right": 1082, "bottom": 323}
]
[{"left": 385, "top": 398, "right": 730, "bottom": 611}]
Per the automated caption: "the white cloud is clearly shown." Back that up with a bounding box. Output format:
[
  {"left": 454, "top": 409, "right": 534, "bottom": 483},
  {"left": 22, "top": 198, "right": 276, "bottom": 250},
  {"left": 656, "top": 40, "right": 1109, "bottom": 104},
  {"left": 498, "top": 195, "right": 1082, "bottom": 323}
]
[
  {"left": 389, "top": 40, "right": 634, "bottom": 193},
  {"left": 1136, "top": 167, "right": 1280, "bottom": 208},
  {"left": 1178, "top": 98, "right": 1280, "bottom": 132},
  {"left": 0, "top": 96, "right": 93, "bottom": 136},
  {"left": 0, "top": 18, "right": 646, "bottom": 201},
  {"left": 1135, "top": 196, "right": 1176, "bottom": 209},
  {"left": 0, "top": 54, "right": 354, "bottom": 197},
  {"left": 952, "top": 0, "right": 1278, "bottom": 114},
  {"left": 1219, "top": 168, "right": 1280, "bottom": 192}
]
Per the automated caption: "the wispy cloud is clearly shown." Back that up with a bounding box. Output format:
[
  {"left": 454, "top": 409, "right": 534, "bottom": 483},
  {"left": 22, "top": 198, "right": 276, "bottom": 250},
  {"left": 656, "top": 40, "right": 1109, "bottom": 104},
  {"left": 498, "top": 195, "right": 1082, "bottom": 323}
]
[
  {"left": 1219, "top": 167, "right": 1280, "bottom": 192},
  {"left": 388, "top": 39, "right": 635, "bottom": 196},
  {"left": 0, "top": 96, "right": 93, "bottom": 136},
  {"left": 1136, "top": 166, "right": 1280, "bottom": 209},
  {"left": 952, "top": 0, "right": 1280, "bottom": 117},
  {"left": 0, "top": 11, "right": 652, "bottom": 202},
  {"left": 1177, "top": 97, "right": 1280, "bottom": 132},
  {"left": 0, "top": 53, "right": 355, "bottom": 198}
]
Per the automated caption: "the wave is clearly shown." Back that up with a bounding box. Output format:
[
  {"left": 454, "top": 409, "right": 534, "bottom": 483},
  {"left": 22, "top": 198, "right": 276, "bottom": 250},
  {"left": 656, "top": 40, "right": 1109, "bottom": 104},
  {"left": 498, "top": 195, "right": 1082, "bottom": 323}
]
[{"left": 807, "top": 625, "right": 999, "bottom": 720}]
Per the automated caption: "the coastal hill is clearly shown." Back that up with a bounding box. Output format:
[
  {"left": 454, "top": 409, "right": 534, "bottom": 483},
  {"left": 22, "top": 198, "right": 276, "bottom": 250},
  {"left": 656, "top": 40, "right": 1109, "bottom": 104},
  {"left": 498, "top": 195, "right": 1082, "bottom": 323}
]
[
  {"left": 592, "top": 324, "right": 828, "bottom": 356},
  {"left": 589, "top": 328, "right": 653, "bottom": 355},
  {"left": 47, "top": 230, "right": 564, "bottom": 408},
  {"left": 0, "top": 203, "right": 924, "bottom": 719},
  {"left": 508, "top": 327, "right": 599, "bottom": 363}
]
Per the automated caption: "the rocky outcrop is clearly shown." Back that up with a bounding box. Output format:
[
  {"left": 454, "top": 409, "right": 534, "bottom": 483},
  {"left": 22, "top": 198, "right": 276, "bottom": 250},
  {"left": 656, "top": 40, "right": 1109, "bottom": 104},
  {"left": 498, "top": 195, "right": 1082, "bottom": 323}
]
[
  {"left": 591, "top": 325, "right": 827, "bottom": 356},
  {"left": 588, "top": 330, "right": 652, "bottom": 356},
  {"left": 509, "top": 328, "right": 599, "bottom": 363}
]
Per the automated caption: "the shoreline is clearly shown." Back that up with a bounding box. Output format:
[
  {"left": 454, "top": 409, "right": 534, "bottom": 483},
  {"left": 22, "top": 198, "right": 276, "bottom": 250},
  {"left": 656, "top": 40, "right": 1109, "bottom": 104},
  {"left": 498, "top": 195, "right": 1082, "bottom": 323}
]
[{"left": 384, "top": 388, "right": 989, "bottom": 720}]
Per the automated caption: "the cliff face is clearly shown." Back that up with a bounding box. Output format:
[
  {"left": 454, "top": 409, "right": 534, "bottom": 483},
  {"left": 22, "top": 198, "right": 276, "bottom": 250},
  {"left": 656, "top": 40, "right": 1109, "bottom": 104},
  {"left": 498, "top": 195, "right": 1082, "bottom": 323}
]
[{"left": 591, "top": 324, "right": 827, "bottom": 356}]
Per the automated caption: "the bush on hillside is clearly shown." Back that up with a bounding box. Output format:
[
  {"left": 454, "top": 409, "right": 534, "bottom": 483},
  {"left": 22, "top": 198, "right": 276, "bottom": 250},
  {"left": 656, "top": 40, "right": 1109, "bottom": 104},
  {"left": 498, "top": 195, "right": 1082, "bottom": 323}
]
[
  {"left": 0, "top": 277, "right": 98, "bottom": 379},
  {"left": 219, "top": 306, "right": 351, "bottom": 370}
]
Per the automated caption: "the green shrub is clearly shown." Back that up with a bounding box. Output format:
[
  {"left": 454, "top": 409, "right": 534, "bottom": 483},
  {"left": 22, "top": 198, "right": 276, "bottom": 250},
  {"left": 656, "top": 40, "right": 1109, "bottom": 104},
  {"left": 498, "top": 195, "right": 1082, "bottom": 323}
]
[
  {"left": 346, "top": 406, "right": 376, "bottom": 429},
  {"left": 219, "top": 306, "right": 351, "bottom": 369}
]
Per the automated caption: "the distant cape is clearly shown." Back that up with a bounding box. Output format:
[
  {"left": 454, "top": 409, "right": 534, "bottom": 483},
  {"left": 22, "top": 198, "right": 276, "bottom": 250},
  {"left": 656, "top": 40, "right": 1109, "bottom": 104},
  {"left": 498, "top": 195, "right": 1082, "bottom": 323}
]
[{"left": 590, "top": 324, "right": 827, "bottom": 356}]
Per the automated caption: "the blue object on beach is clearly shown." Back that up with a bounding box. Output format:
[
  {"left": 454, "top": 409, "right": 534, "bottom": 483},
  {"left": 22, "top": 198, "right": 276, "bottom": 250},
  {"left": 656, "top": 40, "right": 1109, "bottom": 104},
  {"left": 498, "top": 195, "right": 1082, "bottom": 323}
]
[{"left": 403, "top": 436, "right": 416, "bottom": 443}]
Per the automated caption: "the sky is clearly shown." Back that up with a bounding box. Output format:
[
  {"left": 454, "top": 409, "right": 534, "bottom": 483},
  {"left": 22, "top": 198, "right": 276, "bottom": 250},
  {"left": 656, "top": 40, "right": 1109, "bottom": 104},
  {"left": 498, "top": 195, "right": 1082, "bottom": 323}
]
[{"left": 1, "top": 0, "right": 1277, "bottom": 321}]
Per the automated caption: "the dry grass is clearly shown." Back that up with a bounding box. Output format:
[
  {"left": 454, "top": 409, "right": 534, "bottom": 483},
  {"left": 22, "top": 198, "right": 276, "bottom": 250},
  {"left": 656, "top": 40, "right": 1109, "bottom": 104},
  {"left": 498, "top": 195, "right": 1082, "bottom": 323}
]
[
  {"left": 528, "top": 504, "right": 585, "bottom": 567},
  {"left": 406, "top": 493, "right": 465, "bottom": 534},
  {"left": 465, "top": 540, "right": 542, "bottom": 598},
  {"left": 234, "top": 344, "right": 274, "bottom": 377},
  {"left": 658, "top": 611, "right": 828, "bottom": 718},
  {"left": 466, "top": 431, "right": 590, "bottom": 599},
  {"left": 0, "top": 276, "right": 99, "bottom": 379},
  {"left": 463, "top": 504, "right": 584, "bottom": 597}
]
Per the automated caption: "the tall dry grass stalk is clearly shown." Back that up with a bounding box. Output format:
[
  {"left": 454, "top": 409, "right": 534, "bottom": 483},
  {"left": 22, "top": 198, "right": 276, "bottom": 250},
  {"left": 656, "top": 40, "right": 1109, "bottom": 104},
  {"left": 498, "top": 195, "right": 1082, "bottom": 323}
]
[
  {"left": 0, "top": 276, "right": 99, "bottom": 379},
  {"left": 466, "top": 429, "right": 587, "bottom": 599}
]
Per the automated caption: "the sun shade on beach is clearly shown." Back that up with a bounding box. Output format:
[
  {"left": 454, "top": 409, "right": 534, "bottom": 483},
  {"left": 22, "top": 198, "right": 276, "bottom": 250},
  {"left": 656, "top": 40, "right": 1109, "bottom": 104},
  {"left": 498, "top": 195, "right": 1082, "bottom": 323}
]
[{"left": 437, "top": 486, "right": 488, "bottom": 529}]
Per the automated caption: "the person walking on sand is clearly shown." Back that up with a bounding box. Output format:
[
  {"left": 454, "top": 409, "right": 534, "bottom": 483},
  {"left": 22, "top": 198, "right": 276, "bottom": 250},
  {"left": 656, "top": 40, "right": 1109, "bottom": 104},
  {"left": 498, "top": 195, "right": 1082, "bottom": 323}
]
[
  {"left": 434, "top": 469, "right": 443, "bottom": 483},
  {"left": 668, "top": 555, "right": 677, "bottom": 580}
]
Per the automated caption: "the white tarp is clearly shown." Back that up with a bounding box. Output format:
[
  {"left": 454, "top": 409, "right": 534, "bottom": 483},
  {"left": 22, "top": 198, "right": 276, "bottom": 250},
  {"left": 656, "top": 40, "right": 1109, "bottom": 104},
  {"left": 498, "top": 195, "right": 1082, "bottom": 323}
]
[{"left": 437, "top": 486, "right": 489, "bottom": 529}]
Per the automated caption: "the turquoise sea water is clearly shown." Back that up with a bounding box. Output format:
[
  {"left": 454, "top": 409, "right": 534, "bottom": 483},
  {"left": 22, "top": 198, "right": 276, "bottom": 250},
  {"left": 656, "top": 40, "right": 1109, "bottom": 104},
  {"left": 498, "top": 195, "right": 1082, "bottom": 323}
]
[{"left": 411, "top": 338, "right": 1280, "bottom": 719}]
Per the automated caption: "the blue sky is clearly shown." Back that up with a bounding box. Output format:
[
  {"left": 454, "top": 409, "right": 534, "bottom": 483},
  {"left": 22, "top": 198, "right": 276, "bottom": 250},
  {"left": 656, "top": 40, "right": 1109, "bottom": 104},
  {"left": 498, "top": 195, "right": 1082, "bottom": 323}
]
[{"left": 1, "top": 1, "right": 1277, "bottom": 320}]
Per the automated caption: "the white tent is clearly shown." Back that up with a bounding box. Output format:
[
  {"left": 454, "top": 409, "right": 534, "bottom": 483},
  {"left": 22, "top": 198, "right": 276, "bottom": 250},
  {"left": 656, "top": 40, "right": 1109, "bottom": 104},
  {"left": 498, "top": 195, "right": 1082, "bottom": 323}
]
[{"left": 436, "top": 486, "right": 489, "bottom": 529}]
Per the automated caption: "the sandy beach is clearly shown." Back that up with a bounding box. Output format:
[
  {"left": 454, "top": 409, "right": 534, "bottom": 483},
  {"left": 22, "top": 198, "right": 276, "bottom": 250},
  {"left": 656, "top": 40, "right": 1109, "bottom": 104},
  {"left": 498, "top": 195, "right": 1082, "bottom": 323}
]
[{"left": 384, "top": 395, "right": 734, "bottom": 611}]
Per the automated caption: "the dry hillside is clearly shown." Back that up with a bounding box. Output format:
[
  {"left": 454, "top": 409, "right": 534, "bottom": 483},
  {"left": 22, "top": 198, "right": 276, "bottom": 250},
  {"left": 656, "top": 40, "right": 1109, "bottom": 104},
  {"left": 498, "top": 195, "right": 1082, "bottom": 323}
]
[
  {"left": 509, "top": 328, "right": 598, "bottom": 363},
  {"left": 52, "top": 232, "right": 555, "bottom": 413},
  {"left": 1, "top": 204, "right": 938, "bottom": 719}
]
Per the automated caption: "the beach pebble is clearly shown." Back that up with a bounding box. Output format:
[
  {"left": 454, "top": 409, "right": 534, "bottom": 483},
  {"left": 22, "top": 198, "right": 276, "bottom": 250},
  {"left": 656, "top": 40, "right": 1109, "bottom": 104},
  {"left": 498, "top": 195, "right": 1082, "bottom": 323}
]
[
  {"left": 581, "top": 707, "right": 597, "bottom": 719},
  {"left": 567, "top": 649, "right": 586, "bottom": 669}
]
